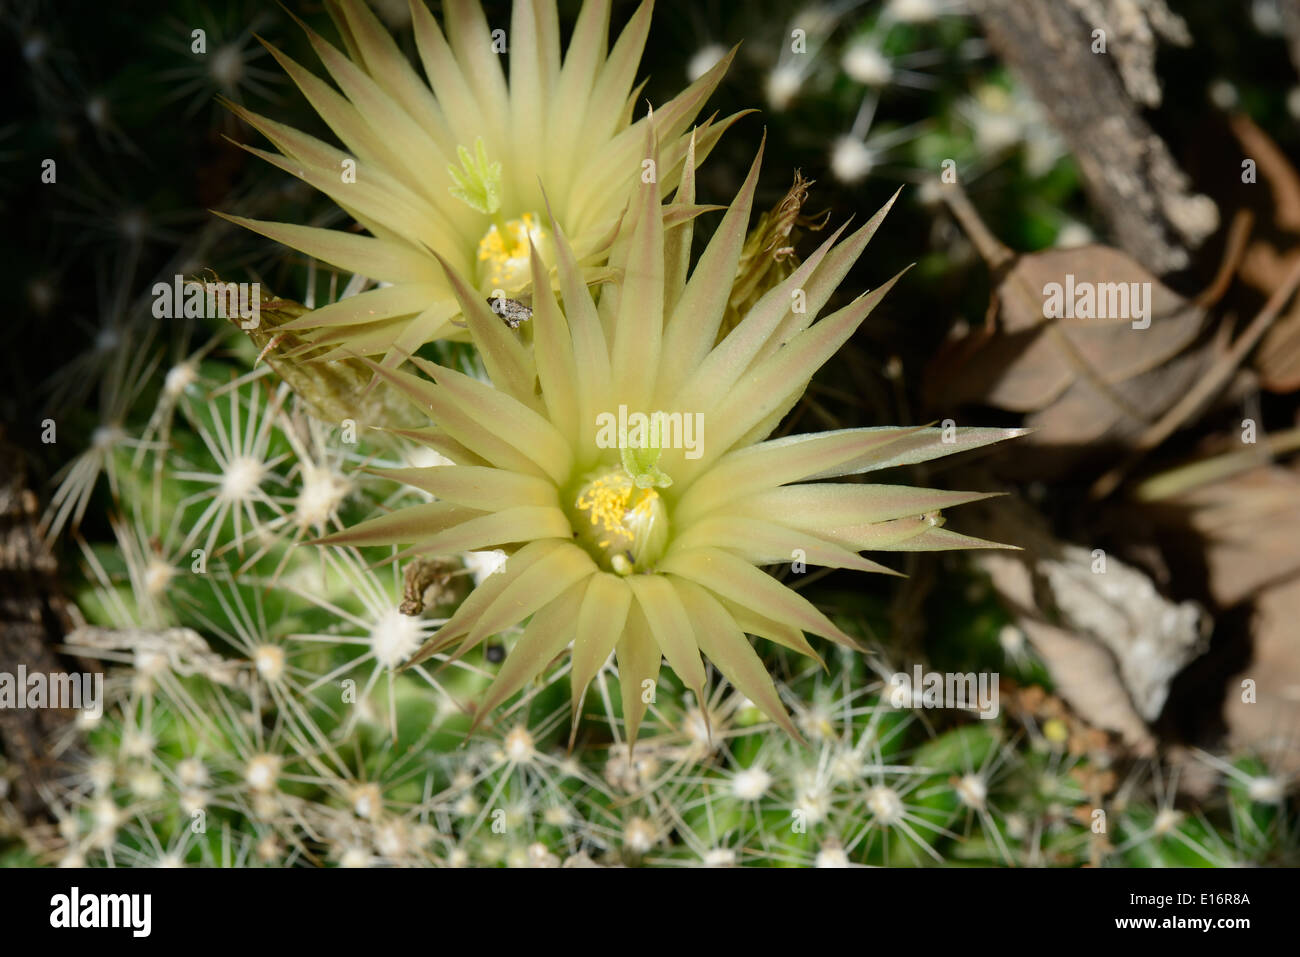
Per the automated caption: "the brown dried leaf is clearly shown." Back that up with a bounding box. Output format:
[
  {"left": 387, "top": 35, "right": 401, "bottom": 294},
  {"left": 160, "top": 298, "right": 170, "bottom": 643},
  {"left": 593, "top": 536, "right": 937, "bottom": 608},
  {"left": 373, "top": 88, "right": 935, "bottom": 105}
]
[
  {"left": 1152, "top": 464, "right": 1300, "bottom": 607},
  {"left": 1257, "top": 300, "right": 1300, "bottom": 392},
  {"left": 1230, "top": 113, "right": 1300, "bottom": 235},
  {"left": 968, "top": 496, "right": 1209, "bottom": 753},
  {"left": 1141, "top": 458, "right": 1300, "bottom": 768},
  {"left": 926, "top": 220, "right": 1211, "bottom": 476},
  {"left": 1223, "top": 577, "right": 1300, "bottom": 773},
  {"left": 1228, "top": 114, "right": 1300, "bottom": 392}
]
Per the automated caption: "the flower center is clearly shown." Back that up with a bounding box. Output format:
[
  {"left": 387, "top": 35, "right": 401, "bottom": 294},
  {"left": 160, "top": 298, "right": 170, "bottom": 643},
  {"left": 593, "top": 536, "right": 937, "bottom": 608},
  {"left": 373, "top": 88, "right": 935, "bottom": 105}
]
[
  {"left": 477, "top": 213, "right": 549, "bottom": 293},
  {"left": 570, "top": 468, "right": 669, "bottom": 575}
]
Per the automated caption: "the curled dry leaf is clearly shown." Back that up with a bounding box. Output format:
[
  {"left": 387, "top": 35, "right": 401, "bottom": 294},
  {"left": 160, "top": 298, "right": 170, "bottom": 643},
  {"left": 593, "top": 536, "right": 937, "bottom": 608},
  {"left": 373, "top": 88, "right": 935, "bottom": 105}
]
[
  {"left": 1139, "top": 458, "right": 1300, "bottom": 769},
  {"left": 1228, "top": 114, "right": 1300, "bottom": 392},
  {"left": 1146, "top": 462, "right": 1300, "bottom": 607},
  {"left": 926, "top": 198, "right": 1214, "bottom": 479},
  {"left": 1224, "top": 576, "right": 1300, "bottom": 774},
  {"left": 1256, "top": 299, "right": 1300, "bottom": 393},
  {"left": 967, "top": 495, "right": 1208, "bottom": 754}
]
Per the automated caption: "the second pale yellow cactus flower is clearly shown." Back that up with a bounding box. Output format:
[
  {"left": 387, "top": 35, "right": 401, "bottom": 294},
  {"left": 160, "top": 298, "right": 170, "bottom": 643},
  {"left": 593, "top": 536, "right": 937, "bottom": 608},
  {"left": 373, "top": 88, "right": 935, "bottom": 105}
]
[{"left": 220, "top": 0, "right": 739, "bottom": 366}]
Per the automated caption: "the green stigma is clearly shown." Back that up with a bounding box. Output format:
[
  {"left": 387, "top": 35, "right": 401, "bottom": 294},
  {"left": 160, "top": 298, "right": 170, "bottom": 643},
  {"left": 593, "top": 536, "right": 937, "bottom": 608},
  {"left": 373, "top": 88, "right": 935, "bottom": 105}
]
[
  {"left": 447, "top": 137, "right": 503, "bottom": 215},
  {"left": 620, "top": 415, "right": 674, "bottom": 490}
]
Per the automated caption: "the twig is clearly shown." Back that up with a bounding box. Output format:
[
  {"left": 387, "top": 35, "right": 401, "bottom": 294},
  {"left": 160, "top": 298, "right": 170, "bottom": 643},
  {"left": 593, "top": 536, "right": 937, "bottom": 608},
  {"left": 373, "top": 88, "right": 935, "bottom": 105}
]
[{"left": 940, "top": 183, "right": 1014, "bottom": 271}]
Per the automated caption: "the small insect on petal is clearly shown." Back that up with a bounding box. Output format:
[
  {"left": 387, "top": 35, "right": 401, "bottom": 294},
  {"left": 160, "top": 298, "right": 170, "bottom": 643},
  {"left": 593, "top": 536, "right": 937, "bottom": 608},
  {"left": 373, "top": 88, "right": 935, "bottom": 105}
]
[{"left": 486, "top": 296, "right": 534, "bottom": 329}]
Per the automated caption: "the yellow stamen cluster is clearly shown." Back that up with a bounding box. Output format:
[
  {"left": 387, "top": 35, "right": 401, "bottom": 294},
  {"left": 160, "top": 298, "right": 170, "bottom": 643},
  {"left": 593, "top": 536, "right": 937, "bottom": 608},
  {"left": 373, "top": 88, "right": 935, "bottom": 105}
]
[
  {"left": 477, "top": 213, "right": 547, "bottom": 292},
  {"left": 572, "top": 469, "right": 668, "bottom": 574}
]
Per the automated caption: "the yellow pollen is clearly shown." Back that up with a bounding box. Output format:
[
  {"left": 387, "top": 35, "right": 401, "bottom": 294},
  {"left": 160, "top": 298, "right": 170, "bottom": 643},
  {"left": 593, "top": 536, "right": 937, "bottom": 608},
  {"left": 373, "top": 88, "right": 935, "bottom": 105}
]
[
  {"left": 572, "top": 470, "right": 668, "bottom": 573},
  {"left": 576, "top": 475, "right": 638, "bottom": 548},
  {"left": 477, "top": 213, "right": 545, "bottom": 291}
]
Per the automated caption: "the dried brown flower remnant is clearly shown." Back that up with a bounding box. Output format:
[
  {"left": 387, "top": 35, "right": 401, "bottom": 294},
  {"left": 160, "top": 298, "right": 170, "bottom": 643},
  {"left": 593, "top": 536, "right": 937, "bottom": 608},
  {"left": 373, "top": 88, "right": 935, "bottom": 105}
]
[
  {"left": 721, "top": 171, "right": 830, "bottom": 338},
  {"left": 400, "top": 557, "right": 459, "bottom": 616}
]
